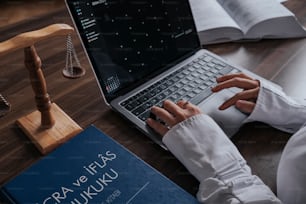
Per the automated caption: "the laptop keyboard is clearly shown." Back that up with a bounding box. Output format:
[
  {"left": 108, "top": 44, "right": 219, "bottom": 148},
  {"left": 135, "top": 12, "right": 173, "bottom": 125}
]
[{"left": 120, "top": 54, "right": 237, "bottom": 121}]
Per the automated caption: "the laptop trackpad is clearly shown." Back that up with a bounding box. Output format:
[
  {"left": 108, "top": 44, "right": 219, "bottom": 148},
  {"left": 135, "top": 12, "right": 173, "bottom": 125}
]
[{"left": 198, "top": 89, "right": 247, "bottom": 137}]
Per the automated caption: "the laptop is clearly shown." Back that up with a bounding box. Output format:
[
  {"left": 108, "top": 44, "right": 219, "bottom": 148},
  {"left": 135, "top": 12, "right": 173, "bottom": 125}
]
[{"left": 65, "top": 0, "right": 275, "bottom": 148}]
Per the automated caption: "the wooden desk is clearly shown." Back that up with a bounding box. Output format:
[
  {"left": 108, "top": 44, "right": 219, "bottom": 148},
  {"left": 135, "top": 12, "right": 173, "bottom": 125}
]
[{"left": 0, "top": 0, "right": 305, "bottom": 197}]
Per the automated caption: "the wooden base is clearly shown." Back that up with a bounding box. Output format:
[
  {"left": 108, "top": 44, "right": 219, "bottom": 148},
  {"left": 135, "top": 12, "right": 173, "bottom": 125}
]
[{"left": 16, "top": 103, "right": 83, "bottom": 154}]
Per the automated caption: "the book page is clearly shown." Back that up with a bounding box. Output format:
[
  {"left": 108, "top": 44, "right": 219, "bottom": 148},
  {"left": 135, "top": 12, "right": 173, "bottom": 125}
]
[
  {"left": 189, "top": 0, "right": 240, "bottom": 32},
  {"left": 217, "top": 0, "right": 294, "bottom": 33}
]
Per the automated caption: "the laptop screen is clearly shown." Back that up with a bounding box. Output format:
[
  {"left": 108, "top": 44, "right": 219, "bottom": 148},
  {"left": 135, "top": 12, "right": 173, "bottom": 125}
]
[{"left": 66, "top": 0, "right": 200, "bottom": 102}]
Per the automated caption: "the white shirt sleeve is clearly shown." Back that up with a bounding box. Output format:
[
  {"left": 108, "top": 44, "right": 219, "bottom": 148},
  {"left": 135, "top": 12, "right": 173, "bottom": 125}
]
[
  {"left": 162, "top": 81, "right": 306, "bottom": 203},
  {"left": 244, "top": 81, "right": 306, "bottom": 133},
  {"left": 277, "top": 124, "right": 306, "bottom": 203},
  {"left": 163, "top": 114, "right": 281, "bottom": 203},
  {"left": 242, "top": 81, "right": 306, "bottom": 204}
]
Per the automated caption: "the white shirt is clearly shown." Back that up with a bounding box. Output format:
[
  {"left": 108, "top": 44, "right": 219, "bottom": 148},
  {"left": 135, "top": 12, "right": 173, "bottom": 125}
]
[{"left": 163, "top": 81, "right": 306, "bottom": 204}]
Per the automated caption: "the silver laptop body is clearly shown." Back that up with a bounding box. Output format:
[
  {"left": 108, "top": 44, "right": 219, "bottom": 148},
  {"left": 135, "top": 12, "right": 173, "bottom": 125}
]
[{"left": 66, "top": 0, "right": 275, "bottom": 148}]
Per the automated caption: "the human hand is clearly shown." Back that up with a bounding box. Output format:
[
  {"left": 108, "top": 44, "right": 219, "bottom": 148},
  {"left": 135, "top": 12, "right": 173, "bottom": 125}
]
[
  {"left": 211, "top": 73, "right": 260, "bottom": 114},
  {"left": 146, "top": 100, "right": 202, "bottom": 136}
]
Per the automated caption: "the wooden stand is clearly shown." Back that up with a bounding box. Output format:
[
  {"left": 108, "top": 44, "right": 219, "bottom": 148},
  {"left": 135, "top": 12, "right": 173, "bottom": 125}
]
[
  {"left": 0, "top": 24, "right": 83, "bottom": 154},
  {"left": 17, "top": 103, "right": 82, "bottom": 154}
]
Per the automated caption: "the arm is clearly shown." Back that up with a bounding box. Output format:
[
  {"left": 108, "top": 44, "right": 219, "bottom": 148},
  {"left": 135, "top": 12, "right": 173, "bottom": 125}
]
[
  {"left": 164, "top": 114, "right": 280, "bottom": 203},
  {"left": 212, "top": 73, "right": 306, "bottom": 133},
  {"left": 245, "top": 81, "right": 306, "bottom": 133},
  {"left": 219, "top": 74, "right": 306, "bottom": 203},
  {"left": 277, "top": 124, "right": 306, "bottom": 203},
  {"left": 147, "top": 100, "right": 281, "bottom": 203}
]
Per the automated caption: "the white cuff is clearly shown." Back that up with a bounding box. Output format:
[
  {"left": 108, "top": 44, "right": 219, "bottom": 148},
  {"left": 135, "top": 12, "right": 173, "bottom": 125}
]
[
  {"left": 163, "top": 114, "right": 245, "bottom": 181},
  {"left": 244, "top": 81, "right": 306, "bottom": 133}
]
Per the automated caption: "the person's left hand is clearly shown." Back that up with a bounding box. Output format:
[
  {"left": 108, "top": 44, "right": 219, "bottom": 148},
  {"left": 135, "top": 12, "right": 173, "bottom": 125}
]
[
  {"left": 146, "top": 100, "right": 202, "bottom": 136},
  {"left": 211, "top": 73, "right": 260, "bottom": 114}
]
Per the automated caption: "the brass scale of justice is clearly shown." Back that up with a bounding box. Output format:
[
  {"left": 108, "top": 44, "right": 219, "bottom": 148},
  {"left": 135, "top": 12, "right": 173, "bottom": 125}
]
[{"left": 0, "top": 24, "right": 86, "bottom": 154}]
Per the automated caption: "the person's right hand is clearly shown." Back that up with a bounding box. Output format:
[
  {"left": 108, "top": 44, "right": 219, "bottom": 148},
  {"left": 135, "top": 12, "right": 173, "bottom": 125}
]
[{"left": 211, "top": 73, "right": 260, "bottom": 114}]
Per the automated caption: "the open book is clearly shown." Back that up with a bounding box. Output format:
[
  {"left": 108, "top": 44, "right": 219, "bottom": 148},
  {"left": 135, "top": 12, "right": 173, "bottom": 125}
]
[{"left": 189, "top": 0, "right": 306, "bottom": 45}]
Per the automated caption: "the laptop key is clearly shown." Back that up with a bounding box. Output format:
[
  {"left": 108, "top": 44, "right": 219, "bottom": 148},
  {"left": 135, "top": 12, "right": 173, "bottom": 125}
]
[
  {"left": 125, "top": 103, "right": 136, "bottom": 111},
  {"left": 124, "top": 54, "right": 237, "bottom": 120},
  {"left": 139, "top": 110, "right": 151, "bottom": 121},
  {"left": 219, "top": 66, "right": 233, "bottom": 75},
  {"left": 132, "top": 106, "right": 146, "bottom": 116}
]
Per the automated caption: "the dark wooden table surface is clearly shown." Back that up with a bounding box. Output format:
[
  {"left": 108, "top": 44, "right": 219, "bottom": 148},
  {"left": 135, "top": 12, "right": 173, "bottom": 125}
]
[{"left": 0, "top": 0, "right": 305, "bottom": 198}]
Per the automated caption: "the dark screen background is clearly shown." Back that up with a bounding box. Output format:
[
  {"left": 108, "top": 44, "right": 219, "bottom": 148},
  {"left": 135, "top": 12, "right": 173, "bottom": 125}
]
[{"left": 67, "top": 0, "right": 200, "bottom": 102}]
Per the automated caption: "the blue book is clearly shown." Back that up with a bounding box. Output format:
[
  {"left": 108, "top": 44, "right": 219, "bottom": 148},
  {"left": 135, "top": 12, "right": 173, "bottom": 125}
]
[{"left": 1, "top": 125, "right": 199, "bottom": 204}]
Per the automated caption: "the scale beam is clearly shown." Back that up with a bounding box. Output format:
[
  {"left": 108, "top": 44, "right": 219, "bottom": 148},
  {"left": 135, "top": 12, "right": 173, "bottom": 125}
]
[{"left": 0, "top": 24, "right": 74, "bottom": 56}]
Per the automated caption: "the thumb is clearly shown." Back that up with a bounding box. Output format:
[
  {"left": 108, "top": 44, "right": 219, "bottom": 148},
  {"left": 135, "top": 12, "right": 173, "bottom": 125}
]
[{"left": 235, "top": 100, "right": 256, "bottom": 114}]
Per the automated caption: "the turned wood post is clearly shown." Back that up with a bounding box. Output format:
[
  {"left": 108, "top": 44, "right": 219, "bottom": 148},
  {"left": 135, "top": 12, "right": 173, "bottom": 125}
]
[
  {"left": 24, "top": 45, "right": 55, "bottom": 128},
  {"left": 0, "top": 24, "right": 83, "bottom": 154}
]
